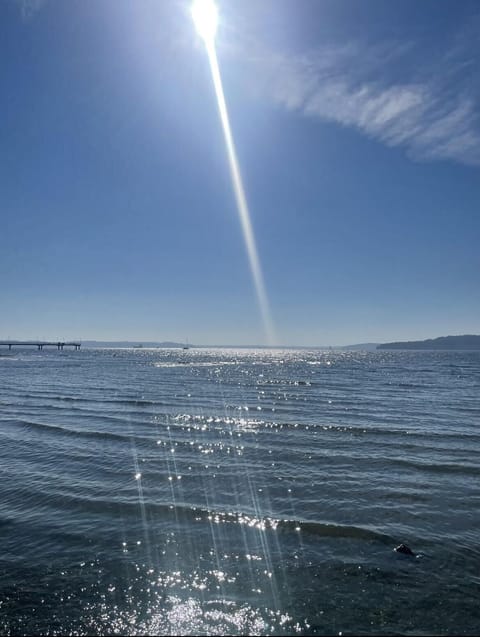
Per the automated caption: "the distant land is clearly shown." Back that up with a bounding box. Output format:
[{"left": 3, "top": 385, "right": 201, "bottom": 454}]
[
  {"left": 338, "top": 343, "right": 379, "bottom": 351},
  {"left": 377, "top": 335, "right": 480, "bottom": 350},
  {"left": 5, "top": 338, "right": 478, "bottom": 351},
  {"left": 61, "top": 334, "right": 480, "bottom": 352}
]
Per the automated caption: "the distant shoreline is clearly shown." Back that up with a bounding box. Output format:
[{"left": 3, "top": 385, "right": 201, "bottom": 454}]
[
  {"left": 377, "top": 335, "right": 480, "bottom": 350},
  {"left": 77, "top": 336, "right": 480, "bottom": 351},
  {"left": 4, "top": 335, "right": 479, "bottom": 351}
]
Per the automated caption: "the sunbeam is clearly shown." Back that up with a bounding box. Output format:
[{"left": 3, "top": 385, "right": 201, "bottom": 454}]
[{"left": 192, "top": 0, "right": 277, "bottom": 346}]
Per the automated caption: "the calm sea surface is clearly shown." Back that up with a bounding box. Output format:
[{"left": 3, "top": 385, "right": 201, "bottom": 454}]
[{"left": 0, "top": 347, "right": 479, "bottom": 635}]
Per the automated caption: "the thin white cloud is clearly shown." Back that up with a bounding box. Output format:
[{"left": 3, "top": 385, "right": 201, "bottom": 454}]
[
  {"left": 242, "top": 37, "right": 480, "bottom": 167},
  {"left": 17, "top": 0, "right": 46, "bottom": 19}
]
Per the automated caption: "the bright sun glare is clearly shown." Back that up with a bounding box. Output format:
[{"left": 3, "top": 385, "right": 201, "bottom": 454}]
[
  {"left": 190, "top": 0, "right": 276, "bottom": 345},
  {"left": 191, "top": 0, "right": 218, "bottom": 42}
]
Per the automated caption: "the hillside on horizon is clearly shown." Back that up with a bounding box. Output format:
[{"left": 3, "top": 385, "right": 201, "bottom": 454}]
[{"left": 377, "top": 335, "right": 480, "bottom": 350}]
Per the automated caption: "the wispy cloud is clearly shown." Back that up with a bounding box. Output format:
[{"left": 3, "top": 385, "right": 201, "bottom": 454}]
[
  {"left": 240, "top": 33, "right": 480, "bottom": 167},
  {"left": 17, "top": 0, "right": 46, "bottom": 19}
]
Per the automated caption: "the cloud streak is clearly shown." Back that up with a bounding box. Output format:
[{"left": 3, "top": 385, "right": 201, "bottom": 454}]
[
  {"left": 17, "top": 0, "right": 46, "bottom": 19},
  {"left": 244, "top": 37, "right": 480, "bottom": 167}
]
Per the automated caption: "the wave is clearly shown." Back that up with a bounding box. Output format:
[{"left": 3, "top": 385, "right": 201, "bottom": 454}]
[
  {"left": 15, "top": 419, "right": 133, "bottom": 444},
  {"left": 8, "top": 412, "right": 480, "bottom": 464},
  {"left": 8, "top": 406, "right": 160, "bottom": 428},
  {"left": 20, "top": 490, "right": 395, "bottom": 546},
  {"left": 169, "top": 413, "right": 480, "bottom": 441},
  {"left": 390, "top": 456, "right": 480, "bottom": 477},
  {"left": 279, "top": 519, "right": 394, "bottom": 543},
  {"left": 14, "top": 393, "right": 166, "bottom": 408}
]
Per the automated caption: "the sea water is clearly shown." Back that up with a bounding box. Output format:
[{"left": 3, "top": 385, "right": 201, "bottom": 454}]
[{"left": 0, "top": 347, "right": 479, "bottom": 635}]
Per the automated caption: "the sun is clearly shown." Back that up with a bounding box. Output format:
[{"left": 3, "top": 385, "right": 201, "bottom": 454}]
[{"left": 191, "top": 0, "right": 218, "bottom": 43}]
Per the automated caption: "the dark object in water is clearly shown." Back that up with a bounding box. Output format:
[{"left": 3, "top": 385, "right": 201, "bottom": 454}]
[{"left": 394, "top": 543, "right": 415, "bottom": 556}]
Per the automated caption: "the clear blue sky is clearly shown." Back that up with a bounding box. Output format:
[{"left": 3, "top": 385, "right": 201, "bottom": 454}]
[{"left": 1, "top": 0, "right": 479, "bottom": 346}]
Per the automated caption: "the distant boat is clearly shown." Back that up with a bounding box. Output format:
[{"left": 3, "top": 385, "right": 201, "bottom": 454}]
[
  {"left": 183, "top": 338, "right": 189, "bottom": 350},
  {"left": 134, "top": 344, "right": 143, "bottom": 348}
]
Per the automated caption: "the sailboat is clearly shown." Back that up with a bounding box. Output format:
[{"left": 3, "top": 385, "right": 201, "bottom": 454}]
[{"left": 183, "top": 338, "right": 189, "bottom": 350}]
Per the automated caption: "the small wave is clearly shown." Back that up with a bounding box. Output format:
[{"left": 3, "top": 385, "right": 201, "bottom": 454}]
[
  {"left": 13, "top": 407, "right": 160, "bottom": 430},
  {"left": 105, "top": 398, "right": 166, "bottom": 407},
  {"left": 195, "top": 510, "right": 393, "bottom": 542},
  {"left": 260, "top": 420, "right": 480, "bottom": 445},
  {"left": 255, "top": 379, "right": 313, "bottom": 386},
  {"left": 172, "top": 413, "right": 267, "bottom": 430},
  {"left": 162, "top": 413, "right": 480, "bottom": 444},
  {"left": 191, "top": 509, "right": 394, "bottom": 544},
  {"left": 391, "top": 456, "right": 480, "bottom": 477},
  {"left": 17, "top": 419, "right": 132, "bottom": 444},
  {"left": 280, "top": 519, "right": 393, "bottom": 543},
  {"left": 12, "top": 485, "right": 395, "bottom": 548},
  {"left": 21, "top": 394, "right": 165, "bottom": 408},
  {"left": 397, "top": 383, "right": 425, "bottom": 389},
  {"left": 456, "top": 406, "right": 480, "bottom": 415}
]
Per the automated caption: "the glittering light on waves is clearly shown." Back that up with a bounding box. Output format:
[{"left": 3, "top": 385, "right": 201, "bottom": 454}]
[{"left": 191, "top": 0, "right": 276, "bottom": 345}]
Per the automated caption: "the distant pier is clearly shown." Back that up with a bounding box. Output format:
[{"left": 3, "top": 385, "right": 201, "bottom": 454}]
[{"left": 0, "top": 341, "right": 81, "bottom": 351}]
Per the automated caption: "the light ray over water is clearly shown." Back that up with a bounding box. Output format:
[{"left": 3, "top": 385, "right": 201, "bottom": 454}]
[{"left": 202, "top": 35, "right": 276, "bottom": 345}]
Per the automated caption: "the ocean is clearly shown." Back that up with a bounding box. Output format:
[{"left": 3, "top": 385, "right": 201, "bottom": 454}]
[{"left": 0, "top": 347, "right": 479, "bottom": 635}]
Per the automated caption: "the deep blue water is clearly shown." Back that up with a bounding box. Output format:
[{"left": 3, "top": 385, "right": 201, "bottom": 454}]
[{"left": 0, "top": 347, "right": 479, "bottom": 635}]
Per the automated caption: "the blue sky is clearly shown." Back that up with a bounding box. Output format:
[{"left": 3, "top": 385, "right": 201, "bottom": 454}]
[{"left": 1, "top": 0, "right": 479, "bottom": 346}]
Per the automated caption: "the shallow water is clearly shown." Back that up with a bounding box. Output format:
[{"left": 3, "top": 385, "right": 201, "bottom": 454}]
[{"left": 1, "top": 347, "right": 479, "bottom": 635}]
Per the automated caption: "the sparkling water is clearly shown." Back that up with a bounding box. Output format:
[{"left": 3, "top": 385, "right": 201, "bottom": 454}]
[{"left": 1, "top": 347, "right": 479, "bottom": 635}]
